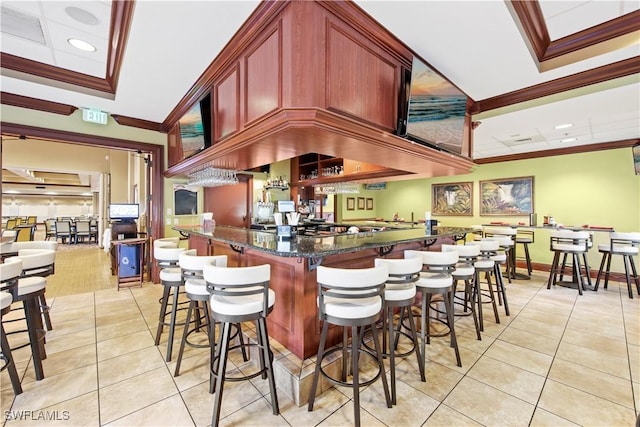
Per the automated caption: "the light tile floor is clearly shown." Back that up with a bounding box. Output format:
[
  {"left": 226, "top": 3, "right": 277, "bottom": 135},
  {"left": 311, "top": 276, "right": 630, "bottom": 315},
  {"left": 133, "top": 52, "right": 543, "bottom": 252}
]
[{"left": 1, "top": 246, "right": 639, "bottom": 426}]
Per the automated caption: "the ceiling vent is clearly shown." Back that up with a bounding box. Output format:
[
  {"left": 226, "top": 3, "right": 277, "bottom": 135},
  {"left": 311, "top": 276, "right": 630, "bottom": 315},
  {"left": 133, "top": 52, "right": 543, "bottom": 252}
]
[
  {"left": 1, "top": 6, "right": 46, "bottom": 45},
  {"left": 502, "top": 134, "right": 545, "bottom": 146}
]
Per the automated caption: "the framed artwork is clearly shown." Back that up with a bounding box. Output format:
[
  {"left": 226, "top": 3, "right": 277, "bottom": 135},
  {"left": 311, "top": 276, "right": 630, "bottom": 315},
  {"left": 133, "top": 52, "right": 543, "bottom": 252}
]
[
  {"left": 432, "top": 182, "right": 473, "bottom": 216},
  {"left": 173, "top": 184, "right": 198, "bottom": 215},
  {"left": 357, "top": 197, "right": 365, "bottom": 210},
  {"left": 366, "top": 198, "right": 373, "bottom": 210},
  {"left": 346, "top": 197, "right": 355, "bottom": 211},
  {"left": 480, "top": 176, "right": 534, "bottom": 216}
]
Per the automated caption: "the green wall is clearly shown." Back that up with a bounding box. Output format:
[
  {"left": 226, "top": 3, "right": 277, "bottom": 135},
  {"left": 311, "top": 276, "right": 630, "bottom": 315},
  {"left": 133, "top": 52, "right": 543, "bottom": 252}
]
[{"left": 338, "top": 148, "right": 640, "bottom": 269}]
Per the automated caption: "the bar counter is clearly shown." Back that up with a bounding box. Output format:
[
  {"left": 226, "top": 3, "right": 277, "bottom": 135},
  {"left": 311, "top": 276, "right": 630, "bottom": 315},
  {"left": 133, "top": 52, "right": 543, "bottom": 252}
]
[{"left": 174, "top": 224, "right": 470, "bottom": 359}]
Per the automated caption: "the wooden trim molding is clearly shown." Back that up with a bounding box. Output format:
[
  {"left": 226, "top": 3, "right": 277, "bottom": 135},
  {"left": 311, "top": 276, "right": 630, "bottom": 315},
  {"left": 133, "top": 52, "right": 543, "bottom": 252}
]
[
  {"left": 471, "top": 57, "right": 640, "bottom": 114},
  {"left": 1, "top": 92, "right": 78, "bottom": 116},
  {"left": 0, "top": 0, "right": 135, "bottom": 96},
  {"left": 111, "top": 115, "right": 164, "bottom": 132},
  {"left": 474, "top": 138, "right": 639, "bottom": 164},
  {"left": 508, "top": 1, "right": 640, "bottom": 63}
]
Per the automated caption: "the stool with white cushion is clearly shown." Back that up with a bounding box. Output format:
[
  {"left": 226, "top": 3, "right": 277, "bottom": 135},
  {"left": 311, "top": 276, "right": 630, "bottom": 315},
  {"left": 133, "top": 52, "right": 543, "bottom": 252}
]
[
  {"left": 308, "top": 265, "right": 391, "bottom": 426},
  {"left": 204, "top": 263, "right": 279, "bottom": 427},
  {"left": 0, "top": 261, "right": 23, "bottom": 395},
  {"left": 466, "top": 239, "right": 501, "bottom": 331},
  {"left": 515, "top": 229, "right": 535, "bottom": 276},
  {"left": 595, "top": 232, "right": 640, "bottom": 299},
  {"left": 405, "top": 249, "right": 462, "bottom": 367},
  {"left": 173, "top": 251, "right": 247, "bottom": 376},
  {"left": 1, "top": 257, "right": 47, "bottom": 380},
  {"left": 372, "top": 257, "right": 425, "bottom": 404},
  {"left": 547, "top": 230, "right": 592, "bottom": 295},
  {"left": 153, "top": 245, "right": 187, "bottom": 362},
  {"left": 13, "top": 248, "right": 56, "bottom": 331},
  {"left": 441, "top": 244, "right": 482, "bottom": 340}
]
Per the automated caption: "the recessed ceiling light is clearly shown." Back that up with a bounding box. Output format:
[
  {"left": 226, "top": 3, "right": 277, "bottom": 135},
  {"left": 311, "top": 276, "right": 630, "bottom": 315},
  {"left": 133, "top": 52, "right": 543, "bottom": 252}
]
[
  {"left": 67, "top": 38, "right": 96, "bottom": 52},
  {"left": 45, "top": 191, "right": 58, "bottom": 195},
  {"left": 561, "top": 137, "right": 577, "bottom": 143},
  {"left": 554, "top": 123, "right": 573, "bottom": 130}
]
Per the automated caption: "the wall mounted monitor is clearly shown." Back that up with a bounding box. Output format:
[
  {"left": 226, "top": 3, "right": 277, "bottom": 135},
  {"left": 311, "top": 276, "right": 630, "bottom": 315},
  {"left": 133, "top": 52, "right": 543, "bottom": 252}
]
[
  {"left": 404, "top": 56, "right": 468, "bottom": 156},
  {"left": 178, "top": 94, "right": 212, "bottom": 159}
]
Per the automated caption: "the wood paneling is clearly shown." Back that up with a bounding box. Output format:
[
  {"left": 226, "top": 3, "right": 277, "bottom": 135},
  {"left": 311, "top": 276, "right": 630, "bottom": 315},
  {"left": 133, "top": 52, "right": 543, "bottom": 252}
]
[
  {"left": 167, "top": 125, "right": 181, "bottom": 168},
  {"left": 215, "top": 66, "right": 240, "bottom": 140},
  {"left": 244, "top": 25, "right": 282, "bottom": 124},
  {"left": 203, "top": 174, "right": 252, "bottom": 228},
  {"left": 0, "top": 92, "right": 77, "bottom": 116},
  {"left": 326, "top": 20, "right": 397, "bottom": 131}
]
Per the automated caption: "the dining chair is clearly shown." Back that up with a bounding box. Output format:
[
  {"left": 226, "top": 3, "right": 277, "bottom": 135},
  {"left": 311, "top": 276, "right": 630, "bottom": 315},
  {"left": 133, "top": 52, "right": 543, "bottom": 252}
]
[
  {"left": 54, "top": 221, "right": 73, "bottom": 244},
  {"left": 74, "top": 221, "right": 91, "bottom": 243}
]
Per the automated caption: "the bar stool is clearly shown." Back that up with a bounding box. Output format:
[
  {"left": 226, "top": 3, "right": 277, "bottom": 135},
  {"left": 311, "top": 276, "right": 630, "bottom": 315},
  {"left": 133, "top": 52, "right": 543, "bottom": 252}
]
[
  {"left": 153, "top": 245, "right": 187, "bottom": 362},
  {"left": 1, "top": 257, "right": 47, "bottom": 380},
  {"left": 204, "top": 263, "right": 279, "bottom": 427},
  {"left": 515, "top": 229, "right": 535, "bottom": 276},
  {"left": 547, "top": 230, "right": 591, "bottom": 295},
  {"left": 595, "top": 232, "right": 640, "bottom": 299},
  {"left": 308, "top": 265, "right": 391, "bottom": 427},
  {"left": 485, "top": 236, "right": 511, "bottom": 317},
  {"left": 483, "top": 227, "right": 516, "bottom": 281},
  {"left": 441, "top": 244, "right": 481, "bottom": 340},
  {"left": 1, "top": 260, "right": 23, "bottom": 395},
  {"left": 174, "top": 250, "right": 224, "bottom": 376},
  {"left": 13, "top": 248, "right": 56, "bottom": 331},
  {"left": 372, "top": 257, "right": 425, "bottom": 404},
  {"left": 405, "top": 249, "right": 461, "bottom": 367},
  {"left": 173, "top": 251, "right": 248, "bottom": 376},
  {"left": 466, "top": 239, "right": 501, "bottom": 331}
]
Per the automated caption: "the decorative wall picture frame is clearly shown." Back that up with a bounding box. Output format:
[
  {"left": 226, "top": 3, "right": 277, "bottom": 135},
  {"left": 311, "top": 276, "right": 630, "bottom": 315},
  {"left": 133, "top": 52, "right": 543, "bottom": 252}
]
[
  {"left": 357, "top": 197, "right": 365, "bottom": 210},
  {"left": 480, "top": 176, "right": 534, "bottom": 216},
  {"left": 173, "top": 184, "right": 198, "bottom": 215},
  {"left": 346, "top": 197, "right": 355, "bottom": 211},
  {"left": 431, "top": 182, "right": 473, "bottom": 216},
  {"left": 366, "top": 198, "right": 373, "bottom": 210}
]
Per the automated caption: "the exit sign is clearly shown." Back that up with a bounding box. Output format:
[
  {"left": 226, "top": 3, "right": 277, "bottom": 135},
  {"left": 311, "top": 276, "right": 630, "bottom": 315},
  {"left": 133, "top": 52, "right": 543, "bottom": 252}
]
[{"left": 81, "top": 108, "right": 108, "bottom": 125}]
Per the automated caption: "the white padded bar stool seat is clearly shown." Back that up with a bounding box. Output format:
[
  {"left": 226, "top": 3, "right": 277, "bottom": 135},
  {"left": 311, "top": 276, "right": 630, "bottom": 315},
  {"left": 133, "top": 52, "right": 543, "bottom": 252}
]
[
  {"left": 204, "top": 263, "right": 279, "bottom": 427},
  {"left": 159, "top": 268, "right": 182, "bottom": 282},
  {"left": 153, "top": 237, "right": 180, "bottom": 248},
  {"left": 17, "top": 276, "right": 46, "bottom": 296},
  {"left": 211, "top": 287, "right": 276, "bottom": 316},
  {"left": 596, "top": 232, "right": 640, "bottom": 299},
  {"left": 308, "top": 265, "right": 391, "bottom": 427},
  {"left": 184, "top": 278, "right": 209, "bottom": 295},
  {"left": 0, "top": 291, "right": 12, "bottom": 309}
]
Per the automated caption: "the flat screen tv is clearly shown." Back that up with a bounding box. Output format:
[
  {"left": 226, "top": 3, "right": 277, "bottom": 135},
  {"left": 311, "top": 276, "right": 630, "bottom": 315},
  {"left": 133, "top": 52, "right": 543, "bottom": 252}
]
[
  {"left": 633, "top": 144, "right": 640, "bottom": 175},
  {"left": 109, "top": 203, "right": 139, "bottom": 222},
  {"left": 178, "top": 93, "right": 212, "bottom": 159},
  {"left": 402, "top": 56, "right": 468, "bottom": 156}
]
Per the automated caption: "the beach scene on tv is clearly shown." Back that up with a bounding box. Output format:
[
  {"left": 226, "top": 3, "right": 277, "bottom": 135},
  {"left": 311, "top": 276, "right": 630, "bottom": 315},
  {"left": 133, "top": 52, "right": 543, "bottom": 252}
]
[
  {"left": 178, "top": 103, "right": 205, "bottom": 158},
  {"left": 407, "top": 58, "right": 467, "bottom": 155}
]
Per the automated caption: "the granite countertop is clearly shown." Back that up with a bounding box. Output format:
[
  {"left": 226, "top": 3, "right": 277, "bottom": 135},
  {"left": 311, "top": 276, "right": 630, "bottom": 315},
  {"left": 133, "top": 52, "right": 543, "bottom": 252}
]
[{"left": 174, "top": 225, "right": 470, "bottom": 258}]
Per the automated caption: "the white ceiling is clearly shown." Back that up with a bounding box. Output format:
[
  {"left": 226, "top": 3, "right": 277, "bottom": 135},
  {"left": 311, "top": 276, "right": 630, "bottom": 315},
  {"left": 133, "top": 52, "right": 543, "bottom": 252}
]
[{"left": 1, "top": 0, "right": 639, "bottom": 162}]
